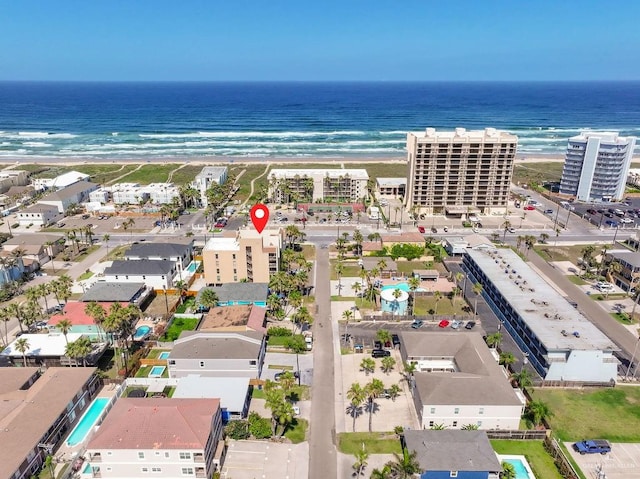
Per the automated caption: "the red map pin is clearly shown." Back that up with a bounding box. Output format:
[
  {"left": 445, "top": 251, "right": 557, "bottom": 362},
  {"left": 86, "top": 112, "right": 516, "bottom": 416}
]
[{"left": 250, "top": 203, "right": 269, "bottom": 233}]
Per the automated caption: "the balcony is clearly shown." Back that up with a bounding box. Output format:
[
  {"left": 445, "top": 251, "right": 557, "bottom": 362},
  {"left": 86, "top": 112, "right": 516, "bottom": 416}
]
[
  {"left": 193, "top": 453, "right": 205, "bottom": 463},
  {"left": 88, "top": 453, "right": 102, "bottom": 462}
]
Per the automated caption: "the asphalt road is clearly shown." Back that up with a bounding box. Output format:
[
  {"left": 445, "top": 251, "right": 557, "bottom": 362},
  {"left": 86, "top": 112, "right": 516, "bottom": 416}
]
[{"left": 308, "top": 246, "right": 337, "bottom": 479}]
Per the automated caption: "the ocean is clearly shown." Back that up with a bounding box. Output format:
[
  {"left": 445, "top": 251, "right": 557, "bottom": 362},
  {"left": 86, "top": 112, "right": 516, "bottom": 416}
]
[{"left": 0, "top": 81, "right": 638, "bottom": 160}]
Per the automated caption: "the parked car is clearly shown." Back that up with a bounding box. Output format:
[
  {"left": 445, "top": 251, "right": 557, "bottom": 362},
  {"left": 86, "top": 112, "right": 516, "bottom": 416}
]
[
  {"left": 587, "top": 209, "right": 597, "bottom": 215},
  {"left": 450, "top": 320, "right": 463, "bottom": 329},
  {"left": 508, "top": 227, "right": 516, "bottom": 233},
  {"left": 417, "top": 226, "right": 425, "bottom": 233},
  {"left": 573, "top": 440, "right": 611, "bottom": 455},
  {"left": 374, "top": 340, "right": 382, "bottom": 350},
  {"left": 605, "top": 220, "right": 619, "bottom": 227},
  {"left": 411, "top": 319, "right": 424, "bottom": 329},
  {"left": 274, "top": 371, "right": 299, "bottom": 381},
  {"left": 391, "top": 334, "right": 401, "bottom": 347},
  {"left": 438, "top": 319, "right": 450, "bottom": 328},
  {"left": 465, "top": 321, "right": 476, "bottom": 330},
  {"left": 524, "top": 205, "right": 535, "bottom": 211},
  {"left": 544, "top": 209, "right": 554, "bottom": 215},
  {"left": 371, "top": 349, "right": 391, "bottom": 358}
]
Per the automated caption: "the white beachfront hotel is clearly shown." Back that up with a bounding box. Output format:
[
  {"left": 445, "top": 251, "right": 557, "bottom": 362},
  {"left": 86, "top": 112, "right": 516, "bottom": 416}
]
[
  {"left": 463, "top": 248, "right": 619, "bottom": 383},
  {"left": 559, "top": 131, "right": 637, "bottom": 202},
  {"left": 268, "top": 168, "right": 369, "bottom": 203}
]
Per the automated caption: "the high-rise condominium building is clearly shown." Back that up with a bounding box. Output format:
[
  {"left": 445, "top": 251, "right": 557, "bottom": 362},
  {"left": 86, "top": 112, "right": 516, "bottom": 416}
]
[
  {"left": 404, "top": 128, "right": 517, "bottom": 215},
  {"left": 559, "top": 132, "right": 636, "bottom": 202}
]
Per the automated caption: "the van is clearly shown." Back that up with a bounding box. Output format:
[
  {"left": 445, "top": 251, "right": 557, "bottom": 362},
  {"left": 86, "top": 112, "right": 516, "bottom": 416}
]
[{"left": 596, "top": 282, "right": 614, "bottom": 292}]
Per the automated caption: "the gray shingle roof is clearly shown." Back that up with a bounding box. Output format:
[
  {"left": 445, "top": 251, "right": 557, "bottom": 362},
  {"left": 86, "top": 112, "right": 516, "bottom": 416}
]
[
  {"left": 105, "top": 260, "right": 174, "bottom": 276},
  {"left": 81, "top": 282, "right": 146, "bottom": 302},
  {"left": 125, "top": 241, "right": 192, "bottom": 259},
  {"left": 209, "top": 283, "right": 269, "bottom": 303},
  {"left": 404, "top": 430, "right": 501, "bottom": 472},
  {"left": 41, "top": 181, "right": 98, "bottom": 201},
  {"left": 171, "top": 331, "right": 264, "bottom": 360}
]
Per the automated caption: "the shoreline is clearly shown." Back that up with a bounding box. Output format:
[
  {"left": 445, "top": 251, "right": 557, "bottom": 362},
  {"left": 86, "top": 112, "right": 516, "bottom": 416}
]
[{"left": 0, "top": 152, "right": 575, "bottom": 166}]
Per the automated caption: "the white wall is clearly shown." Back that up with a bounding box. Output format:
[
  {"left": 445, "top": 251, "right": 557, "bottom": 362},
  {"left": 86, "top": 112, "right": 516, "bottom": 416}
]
[
  {"left": 420, "top": 404, "right": 523, "bottom": 430},
  {"left": 101, "top": 273, "right": 173, "bottom": 289},
  {"left": 546, "top": 349, "right": 618, "bottom": 382}
]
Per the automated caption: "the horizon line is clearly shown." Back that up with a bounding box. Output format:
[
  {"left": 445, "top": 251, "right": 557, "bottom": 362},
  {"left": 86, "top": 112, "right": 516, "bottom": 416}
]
[{"left": 1, "top": 79, "right": 640, "bottom": 84}]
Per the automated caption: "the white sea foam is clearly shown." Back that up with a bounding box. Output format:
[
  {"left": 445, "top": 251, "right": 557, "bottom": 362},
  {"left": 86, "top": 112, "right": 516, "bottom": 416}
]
[
  {"left": 16, "top": 132, "right": 77, "bottom": 139},
  {"left": 22, "top": 142, "right": 52, "bottom": 147},
  {"left": 139, "top": 130, "right": 369, "bottom": 139}
]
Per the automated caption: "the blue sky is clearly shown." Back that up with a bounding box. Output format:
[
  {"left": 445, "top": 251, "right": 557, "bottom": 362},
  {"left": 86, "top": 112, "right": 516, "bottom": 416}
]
[{"left": 1, "top": 0, "right": 639, "bottom": 81}]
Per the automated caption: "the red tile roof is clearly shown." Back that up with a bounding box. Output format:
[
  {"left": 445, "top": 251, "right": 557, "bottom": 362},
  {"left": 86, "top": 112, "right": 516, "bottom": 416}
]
[
  {"left": 246, "top": 306, "right": 267, "bottom": 333},
  {"left": 48, "top": 301, "right": 126, "bottom": 326},
  {"left": 88, "top": 398, "right": 220, "bottom": 450}
]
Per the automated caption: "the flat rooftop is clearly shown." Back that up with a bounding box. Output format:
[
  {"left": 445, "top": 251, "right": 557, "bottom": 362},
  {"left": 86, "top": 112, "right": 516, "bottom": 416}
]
[
  {"left": 466, "top": 248, "right": 617, "bottom": 351},
  {"left": 409, "top": 127, "right": 517, "bottom": 143},
  {"left": 610, "top": 249, "right": 640, "bottom": 269},
  {"left": 269, "top": 168, "right": 369, "bottom": 179}
]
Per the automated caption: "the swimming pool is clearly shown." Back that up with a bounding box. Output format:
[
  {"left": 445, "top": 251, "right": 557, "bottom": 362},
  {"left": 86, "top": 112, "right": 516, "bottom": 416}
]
[
  {"left": 133, "top": 325, "right": 151, "bottom": 341},
  {"left": 381, "top": 282, "right": 426, "bottom": 293},
  {"left": 82, "top": 463, "right": 91, "bottom": 474},
  {"left": 149, "top": 365, "right": 166, "bottom": 377},
  {"left": 158, "top": 351, "right": 170, "bottom": 360},
  {"left": 502, "top": 457, "right": 535, "bottom": 479},
  {"left": 186, "top": 260, "right": 201, "bottom": 273},
  {"left": 66, "top": 397, "right": 110, "bottom": 447}
]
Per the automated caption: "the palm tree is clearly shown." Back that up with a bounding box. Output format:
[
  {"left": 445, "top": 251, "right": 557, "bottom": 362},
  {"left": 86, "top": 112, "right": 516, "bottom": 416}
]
[
  {"left": 511, "top": 368, "right": 533, "bottom": 391},
  {"left": 472, "top": 282, "right": 483, "bottom": 316},
  {"left": 335, "top": 261, "right": 345, "bottom": 297},
  {"left": 85, "top": 301, "right": 107, "bottom": 341},
  {"left": 433, "top": 290, "right": 442, "bottom": 319},
  {"left": 198, "top": 289, "right": 218, "bottom": 311},
  {"left": 370, "top": 466, "right": 392, "bottom": 479},
  {"left": 501, "top": 462, "right": 516, "bottom": 479},
  {"left": 360, "top": 357, "right": 375, "bottom": 376},
  {"left": 174, "top": 280, "right": 188, "bottom": 305},
  {"left": 342, "top": 309, "right": 354, "bottom": 336},
  {"left": 527, "top": 399, "right": 552, "bottom": 427},
  {"left": 346, "top": 382, "right": 366, "bottom": 432},
  {"left": 365, "top": 378, "right": 384, "bottom": 432},
  {"left": 0, "top": 307, "right": 10, "bottom": 346},
  {"left": 499, "top": 351, "right": 517, "bottom": 367},
  {"left": 461, "top": 423, "right": 479, "bottom": 430},
  {"left": 57, "top": 318, "right": 73, "bottom": 344},
  {"left": 502, "top": 219, "right": 512, "bottom": 242},
  {"left": 539, "top": 232, "right": 549, "bottom": 244},
  {"left": 381, "top": 356, "right": 396, "bottom": 374},
  {"left": 385, "top": 450, "right": 422, "bottom": 478},
  {"left": 102, "top": 234, "right": 111, "bottom": 256},
  {"left": 292, "top": 306, "right": 312, "bottom": 333},
  {"left": 376, "top": 329, "right": 392, "bottom": 345},
  {"left": 6, "top": 302, "right": 26, "bottom": 333},
  {"left": 486, "top": 332, "right": 503, "bottom": 349},
  {"left": 430, "top": 423, "right": 447, "bottom": 430},
  {"left": 72, "top": 336, "right": 93, "bottom": 366},
  {"left": 14, "top": 337, "right": 30, "bottom": 366},
  {"left": 388, "top": 383, "right": 401, "bottom": 401},
  {"left": 352, "top": 448, "right": 369, "bottom": 477}
]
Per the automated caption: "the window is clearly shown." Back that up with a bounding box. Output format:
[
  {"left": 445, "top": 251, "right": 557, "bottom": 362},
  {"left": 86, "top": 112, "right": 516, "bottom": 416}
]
[
  {"left": 107, "top": 452, "right": 113, "bottom": 456},
  {"left": 165, "top": 452, "right": 170, "bottom": 458},
  {"left": 181, "top": 468, "right": 194, "bottom": 475},
  {"left": 138, "top": 452, "right": 145, "bottom": 459},
  {"left": 452, "top": 421, "right": 457, "bottom": 427},
  {"left": 429, "top": 421, "right": 434, "bottom": 427},
  {"left": 479, "top": 407, "right": 484, "bottom": 415},
  {"left": 143, "top": 275, "right": 146, "bottom": 280},
  {"left": 155, "top": 451, "right": 160, "bottom": 456},
  {"left": 430, "top": 407, "right": 435, "bottom": 414},
  {"left": 477, "top": 421, "right": 482, "bottom": 427},
  {"left": 454, "top": 407, "right": 459, "bottom": 415},
  {"left": 142, "top": 468, "right": 149, "bottom": 473},
  {"left": 250, "top": 360, "right": 257, "bottom": 366},
  {"left": 152, "top": 468, "right": 162, "bottom": 473},
  {"left": 179, "top": 452, "right": 191, "bottom": 460},
  {"left": 199, "top": 361, "right": 205, "bottom": 368},
  {"left": 450, "top": 472, "right": 458, "bottom": 478},
  {"left": 126, "top": 275, "right": 129, "bottom": 280},
  {"left": 169, "top": 360, "right": 175, "bottom": 365}
]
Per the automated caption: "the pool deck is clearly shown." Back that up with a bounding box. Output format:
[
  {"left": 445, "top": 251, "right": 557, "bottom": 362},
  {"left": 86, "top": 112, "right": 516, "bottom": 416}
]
[
  {"left": 332, "top": 276, "right": 454, "bottom": 297},
  {"left": 497, "top": 454, "right": 537, "bottom": 479}
]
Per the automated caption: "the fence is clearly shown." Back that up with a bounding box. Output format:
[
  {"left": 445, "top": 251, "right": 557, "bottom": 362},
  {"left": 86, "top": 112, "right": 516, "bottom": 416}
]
[
  {"left": 544, "top": 436, "right": 581, "bottom": 479},
  {"left": 534, "top": 379, "right": 615, "bottom": 389},
  {"left": 485, "top": 429, "right": 549, "bottom": 440}
]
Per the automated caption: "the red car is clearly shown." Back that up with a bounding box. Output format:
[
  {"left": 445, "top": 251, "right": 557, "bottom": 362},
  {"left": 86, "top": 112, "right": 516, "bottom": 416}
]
[
  {"left": 215, "top": 222, "right": 226, "bottom": 228},
  {"left": 438, "top": 319, "right": 450, "bottom": 328},
  {"left": 417, "top": 226, "right": 425, "bottom": 233},
  {"left": 524, "top": 205, "right": 535, "bottom": 211}
]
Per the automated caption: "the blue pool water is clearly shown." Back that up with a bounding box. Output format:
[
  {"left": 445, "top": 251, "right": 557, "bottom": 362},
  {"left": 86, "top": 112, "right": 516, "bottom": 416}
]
[
  {"left": 133, "top": 325, "right": 151, "bottom": 340},
  {"left": 149, "top": 366, "right": 166, "bottom": 377},
  {"left": 66, "top": 398, "right": 110, "bottom": 447},
  {"left": 382, "top": 282, "right": 426, "bottom": 293},
  {"left": 82, "top": 463, "right": 91, "bottom": 474},
  {"left": 158, "top": 351, "right": 170, "bottom": 360},
  {"left": 504, "top": 459, "right": 531, "bottom": 479},
  {"left": 186, "top": 261, "right": 200, "bottom": 273}
]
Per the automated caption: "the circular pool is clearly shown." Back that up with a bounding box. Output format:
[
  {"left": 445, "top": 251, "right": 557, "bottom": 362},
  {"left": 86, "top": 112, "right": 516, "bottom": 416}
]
[{"left": 380, "top": 287, "right": 409, "bottom": 315}]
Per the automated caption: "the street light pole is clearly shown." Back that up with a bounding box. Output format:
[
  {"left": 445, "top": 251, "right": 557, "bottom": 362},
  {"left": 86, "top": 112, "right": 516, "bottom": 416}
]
[
  {"left": 625, "top": 337, "right": 640, "bottom": 380},
  {"left": 613, "top": 226, "right": 620, "bottom": 245}
]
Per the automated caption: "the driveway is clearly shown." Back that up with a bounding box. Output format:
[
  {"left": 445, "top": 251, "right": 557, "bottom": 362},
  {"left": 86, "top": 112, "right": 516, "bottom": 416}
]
[
  {"left": 221, "top": 440, "right": 309, "bottom": 479},
  {"left": 262, "top": 352, "right": 314, "bottom": 385},
  {"left": 566, "top": 442, "right": 640, "bottom": 479}
]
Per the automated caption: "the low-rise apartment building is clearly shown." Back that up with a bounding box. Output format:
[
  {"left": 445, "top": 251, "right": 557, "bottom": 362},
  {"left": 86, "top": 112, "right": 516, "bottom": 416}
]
[
  {"left": 401, "top": 332, "right": 525, "bottom": 430},
  {"left": 17, "top": 204, "right": 61, "bottom": 227},
  {"left": 0, "top": 169, "right": 29, "bottom": 194},
  {"left": 38, "top": 181, "right": 99, "bottom": 214},
  {"left": 3, "top": 233, "right": 65, "bottom": 265},
  {"left": 124, "top": 240, "right": 194, "bottom": 277},
  {"left": 463, "top": 248, "right": 619, "bottom": 382},
  {"left": 33, "top": 170, "right": 90, "bottom": 191},
  {"left": 103, "top": 260, "right": 176, "bottom": 290},
  {"left": 86, "top": 398, "right": 224, "bottom": 479},
  {"left": 405, "top": 127, "right": 517, "bottom": 215},
  {"left": 203, "top": 229, "right": 281, "bottom": 284},
  {"left": 192, "top": 166, "right": 228, "bottom": 207},
  {"left": 268, "top": 168, "right": 369, "bottom": 203},
  {"left": 606, "top": 249, "right": 640, "bottom": 292},
  {"left": 376, "top": 177, "right": 406, "bottom": 197},
  {"left": 0, "top": 367, "right": 99, "bottom": 479}
]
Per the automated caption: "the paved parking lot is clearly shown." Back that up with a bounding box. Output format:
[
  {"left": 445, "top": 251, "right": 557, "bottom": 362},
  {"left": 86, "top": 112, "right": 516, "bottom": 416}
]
[
  {"left": 221, "top": 440, "right": 309, "bottom": 479},
  {"left": 261, "top": 352, "right": 314, "bottom": 385},
  {"left": 566, "top": 442, "right": 640, "bottom": 479}
]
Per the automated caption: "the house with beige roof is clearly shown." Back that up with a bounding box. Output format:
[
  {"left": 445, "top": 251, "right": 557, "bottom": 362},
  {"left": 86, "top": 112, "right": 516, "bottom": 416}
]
[
  {"left": 86, "top": 398, "right": 224, "bottom": 478},
  {"left": 400, "top": 332, "right": 525, "bottom": 430},
  {"left": 0, "top": 367, "right": 99, "bottom": 479}
]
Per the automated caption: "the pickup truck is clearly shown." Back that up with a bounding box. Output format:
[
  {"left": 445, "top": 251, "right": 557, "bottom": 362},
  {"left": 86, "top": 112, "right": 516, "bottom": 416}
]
[{"left": 573, "top": 439, "right": 611, "bottom": 455}]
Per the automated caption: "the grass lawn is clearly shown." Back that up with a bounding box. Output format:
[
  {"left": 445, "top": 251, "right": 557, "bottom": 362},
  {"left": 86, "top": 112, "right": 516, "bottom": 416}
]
[
  {"left": 301, "top": 244, "right": 316, "bottom": 261},
  {"left": 567, "top": 275, "right": 588, "bottom": 285},
  {"left": 513, "top": 161, "right": 565, "bottom": 186},
  {"left": 533, "top": 244, "right": 589, "bottom": 264},
  {"left": 135, "top": 365, "right": 169, "bottom": 378},
  {"left": 284, "top": 418, "right": 308, "bottom": 444},
  {"left": 591, "top": 293, "right": 628, "bottom": 301},
  {"left": 103, "top": 244, "right": 129, "bottom": 261},
  {"left": 175, "top": 297, "right": 196, "bottom": 313},
  {"left": 170, "top": 165, "right": 207, "bottom": 186},
  {"left": 160, "top": 317, "right": 199, "bottom": 341},
  {"left": 413, "top": 296, "right": 468, "bottom": 316},
  {"left": 29, "top": 164, "right": 139, "bottom": 185},
  {"left": 611, "top": 312, "right": 637, "bottom": 325},
  {"left": 117, "top": 164, "right": 179, "bottom": 184},
  {"left": 330, "top": 259, "right": 364, "bottom": 280},
  {"left": 229, "top": 164, "right": 271, "bottom": 202},
  {"left": 532, "top": 386, "right": 640, "bottom": 442},
  {"left": 491, "top": 440, "right": 563, "bottom": 479},
  {"left": 395, "top": 260, "right": 429, "bottom": 275},
  {"left": 74, "top": 244, "right": 100, "bottom": 261},
  {"left": 146, "top": 349, "right": 171, "bottom": 359},
  {"left": 337, "top": 432, "right": 402, "bottom": 455},
  {"left": 252, "top": 387, "right": 265, "bottom": 399},
  {"left": 77, "top": 270, "right": 94, "bottom": 281}
]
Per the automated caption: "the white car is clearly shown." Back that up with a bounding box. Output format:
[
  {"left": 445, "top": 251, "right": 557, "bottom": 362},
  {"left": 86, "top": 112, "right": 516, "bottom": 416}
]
[{"left": 621, "top": 217, "right": 634, "bottom": 224}]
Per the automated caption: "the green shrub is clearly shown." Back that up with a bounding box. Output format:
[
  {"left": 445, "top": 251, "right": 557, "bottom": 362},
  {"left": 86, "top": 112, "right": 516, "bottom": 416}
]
[
  {"left": 248, "top": 412, "right": 272, "bottom": 439},
  {"left": 224, "top": 420, "right": 249, "bottom": 440},
  {"left": 268, "top": 326, "right": 293, "bottom": 337},
  {"left": 284, "top": 335, "right": 307, "bottom": 353}
]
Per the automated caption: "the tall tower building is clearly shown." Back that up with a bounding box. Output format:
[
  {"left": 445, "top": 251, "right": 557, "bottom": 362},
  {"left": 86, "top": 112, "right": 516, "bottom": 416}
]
[
  {"left": 404, "top": 128, "right": 517, "bottom": 216},
  {"left": 559, "top": 132, "right": 636, "bottom": 202}
]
